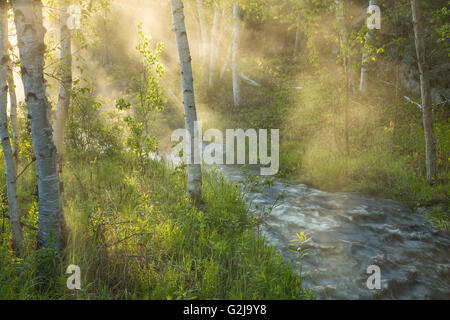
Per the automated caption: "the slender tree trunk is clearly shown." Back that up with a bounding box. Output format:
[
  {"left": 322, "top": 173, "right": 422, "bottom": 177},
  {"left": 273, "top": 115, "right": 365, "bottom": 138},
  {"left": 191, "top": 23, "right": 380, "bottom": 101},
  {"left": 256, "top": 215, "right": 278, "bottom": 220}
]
[
  {"left": 208, "top": 5, "right": 219, "bottom": 87},
  {"left": 102, "top": 7, "right": 109, "bottom": 66},
  {"left": 293, "top": 12, "right": 301, "bottom": 58},
  {"left": 171, "top": 0, "right": 202, "bottom": 203},
  {"left": 232, "top": 3, "right": 241, "bottom": 107},
  {"left": 345, "top": 68, "right": 350, "bottom": 156},
  {"left": 336, "top": 0, "right": 348, "bottom": 72},
  {"left": 5, "top": 2, "right": 18, "bottom": 171},
  {"left": 196, "top": 0, "right": 208, "bottom": 79},
  {"left": 336, "top": 0, "right": 350, "bottom": 155},
  {"left": 185, "top": 1, "right": 201, "bottom": 59},
  {"left": 12, "top": 0, "right": 65, "bottom": 251},
  {"left": 0, "top": 0, "right": 22, "bottom": 255},
  {"left": 411, "top": 0, "right": 437, "bottom": 183},
  {"left": 220, "top": 44, "right": 232, "bottom": 79},
  {"left": 392, "top": 13, "right": 400, "bottom": 146},
  {"left": 7, "top": 56, "right": 19, "bottom": 169},
  {"left": 52, "top": 0, "right": 72, "bottom": 164},
  {"left": 393, "top": 63, "right": 399, "bottom": 145},
  {"left": 216, "top": 6, "right": 226, "bottom": 57},
  {"left": 196, "top": 0, "right": 206, "bottom": 58},
  {"left": 359, "top": 0, "right": 377, "bottom": 93},
  {"left": 214, "top": 6, "right": 226, "bottom": 78}
]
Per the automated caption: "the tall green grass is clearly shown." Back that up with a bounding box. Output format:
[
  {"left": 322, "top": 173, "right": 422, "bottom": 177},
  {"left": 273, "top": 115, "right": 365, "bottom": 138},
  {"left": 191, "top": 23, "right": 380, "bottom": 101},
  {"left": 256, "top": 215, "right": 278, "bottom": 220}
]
[{"left": 0, "top": 154, "right": 312, "bottom": 299}]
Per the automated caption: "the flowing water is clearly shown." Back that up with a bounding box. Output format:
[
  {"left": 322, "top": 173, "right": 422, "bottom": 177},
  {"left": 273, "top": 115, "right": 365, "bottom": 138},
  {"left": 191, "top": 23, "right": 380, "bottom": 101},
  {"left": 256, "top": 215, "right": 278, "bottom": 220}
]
[
  {"left": 159, "top": 149, "right": 450, "bottom": 300},
  {"left": 216, "top": 164, "right": 450, "bottom": 300}
]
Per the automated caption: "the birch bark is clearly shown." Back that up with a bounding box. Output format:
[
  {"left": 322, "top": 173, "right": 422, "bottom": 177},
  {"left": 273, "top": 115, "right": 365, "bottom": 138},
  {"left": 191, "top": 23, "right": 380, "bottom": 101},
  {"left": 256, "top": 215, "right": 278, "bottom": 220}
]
[
  {"left": 171, "top": 0, "right": 202, "bottom": 203},
  {"left": 411, "top": 0, "right": 437, "bottom": 182},
  {"left": 0, "top": 0, "right": 22, "bottom": 254},
  {"left": 12, "top": 0, "right": 65, "bottom": 251},
  {"left": 196, "top": 0, "right": 208, "bottom": 79},
  {"left": 293, "top": 12, "right": 301, "bottom": 57},
  {"left": 52, "top": 0, "right": 72, "bottom": 161},
  {"left": 208, "top": 5, "right": 219, "bottom": 87},
  {"left": 232, "top": 3, "right": 241, "bottom": 107},
  {"left": 359, "top": 0, "right": 377, "bottom": 93},
  {"left": 7, "top": 53, "right": 19, "bottom": 167}
]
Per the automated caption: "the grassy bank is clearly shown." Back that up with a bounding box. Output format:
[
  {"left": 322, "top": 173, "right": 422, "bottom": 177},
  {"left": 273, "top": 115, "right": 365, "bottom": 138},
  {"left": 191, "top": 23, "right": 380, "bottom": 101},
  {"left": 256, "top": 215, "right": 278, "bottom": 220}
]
[{"left": 0, "top": 152, "right": 312, "bottom": 299}]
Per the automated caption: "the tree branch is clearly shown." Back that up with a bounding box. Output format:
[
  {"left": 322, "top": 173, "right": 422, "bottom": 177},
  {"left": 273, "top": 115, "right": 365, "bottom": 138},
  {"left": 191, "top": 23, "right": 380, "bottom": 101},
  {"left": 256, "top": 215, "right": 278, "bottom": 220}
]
[
  {"left": 106, "top": 232, "right": 151, "bottom": 248},
  {"left": 1, "top": 214, "right": 38, "bottom": 231},
  {"left": 16, "top": 157, "right": 36, "bottom": 181}
]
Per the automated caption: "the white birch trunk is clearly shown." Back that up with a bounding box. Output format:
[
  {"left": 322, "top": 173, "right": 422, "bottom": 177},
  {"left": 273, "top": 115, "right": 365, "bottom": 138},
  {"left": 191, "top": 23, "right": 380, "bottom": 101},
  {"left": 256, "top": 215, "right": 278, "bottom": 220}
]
[
  {"left": 335, "top": 0, "right": 348, "bottom": 72},
  {"left": 7, "top": 58, "right": 19, "bottom": 168},
  {"left": 52, "top": 0, "right": 72, "bottom": 160},
  {"left": 336, "top": 0, "right": 350, "bottom": 154},
  {"left": 359, "top": 0, "right": 377, "bottom": 93},
  {"left": 185, "top": 1, "right": 202, "bottom": 60},
  {"left": 293, "top": 12, "right": 301, "bottom": 57},
  {"left": 0, "top": 0, "right": 22, "bottom": 255},
  {"left": 220, "top": 44, "right": 232, "bottom": 79},
  {"left": 12, "top": 0, "right": 65, "bottom": 251},
  {"left": 411, "top": 0, "right": 437, "bottom": 182},
  {"left": 196, "top": 0, "right": 208, "bottom": 79},
  {"left": 171, "top": 0, "right": 202, "bottom": 203},
  {"left": 232, "top": 3, "right": 241, "bottom": 107},
  {"left": 208, "top": 6, "right": 219, "bottom": 87},
  {"left": 5, "top": 0, "right": 19, "bottom": 166},
  {"left": 215, "top": 7, "right": 226, "bottom": 58}
]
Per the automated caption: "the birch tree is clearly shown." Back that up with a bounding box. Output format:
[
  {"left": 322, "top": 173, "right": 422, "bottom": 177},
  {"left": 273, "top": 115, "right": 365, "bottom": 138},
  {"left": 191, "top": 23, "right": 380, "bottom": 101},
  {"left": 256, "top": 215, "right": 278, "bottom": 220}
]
[
  {"left": 232, "top": 3, "right": 241, "bottom": 107},
  {"left": 208, "top": 3, "right": 219, "bottom": 87},
  {"left": 411, "top": 0, "right": 437, "bottom": 183},
  {"left": 293, "top": 11, "right": 301, "bottom": 57},
  {"left": 359, "top": 0, "right": 377, "bottom": 93},
  {"left": 12, "top": 0, "right": 65, "bottom": 251},
  {"left": 196, "top": 0, "right": 207, "bottom": 59},
  {"left": 218, "top": 5, "right": 230, "bottom": 79},
  {"left": 220, "top": 44, "right": 231, "bottom": 79},
  {"left": 171, "top": 0, "right": 202, "bottom": 203},
  {"left": 335, "top": 0, "right": 348, "bottom": 72},
  {"left": 5, "top": 7, "right": 19, "bottom": 166},
  {"left": 335, "top": 0, "right": 350, "bottom": 155},
  {"left": 0, "top": 0, "right": 22, "bottom": 254},
  {"left": 52, "top": 0, "right": 72, "bottom": 163},
  {"left": 7, "top": 61, "right": 19, "bottom": 166},
  {"left": 196, "top": 0, "right": 208, "bottom": 79}
]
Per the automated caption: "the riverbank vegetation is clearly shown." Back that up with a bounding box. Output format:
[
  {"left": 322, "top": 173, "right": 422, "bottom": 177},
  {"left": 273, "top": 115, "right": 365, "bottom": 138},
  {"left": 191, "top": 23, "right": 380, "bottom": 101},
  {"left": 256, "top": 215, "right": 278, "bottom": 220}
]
[
  {"left": 0, "top": 0, "right": 448, "bottom": 300},
  {"left": 194, "top": 0, "right": 449, "bottom": 228},
  {"left": 1, "top": 120, "right": 311, "bottom": 299}
]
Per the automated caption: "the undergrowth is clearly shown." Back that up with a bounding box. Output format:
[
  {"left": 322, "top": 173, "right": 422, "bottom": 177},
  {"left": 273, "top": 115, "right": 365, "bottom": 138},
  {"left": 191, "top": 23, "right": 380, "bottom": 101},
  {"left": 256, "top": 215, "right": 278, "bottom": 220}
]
[{"left": 0, "top": 153, "right": 312, "bottom": 300}]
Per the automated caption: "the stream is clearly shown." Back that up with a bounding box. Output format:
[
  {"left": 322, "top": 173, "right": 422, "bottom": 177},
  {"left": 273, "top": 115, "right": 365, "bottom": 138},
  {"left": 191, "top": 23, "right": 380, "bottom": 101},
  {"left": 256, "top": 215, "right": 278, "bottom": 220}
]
[{"left": 160, "top": 150, "right": 450, "bottom": 300}]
